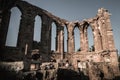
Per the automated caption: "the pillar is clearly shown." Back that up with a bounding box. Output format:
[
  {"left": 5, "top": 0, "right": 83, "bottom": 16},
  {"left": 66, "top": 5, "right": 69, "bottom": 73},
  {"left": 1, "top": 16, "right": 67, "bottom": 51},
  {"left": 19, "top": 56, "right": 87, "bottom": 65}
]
[
  {"left": 17, "top": 13, "right": 35, "bottom": 53},
  {"left": 95, "top": 29, "right": 103, "bottom": 51},
  {"left": 98, "top": 17, "right": 109, "bottom": 50},
  {"left": 78, "top": 23, "right": 84, "bottom": 52},
  {"left": 67, "top": 22, "right": 75, "bottom": 53},
  {"left": 0, "top": 10, "right": 11, "bottom": 47},
  {"left": 83, "top": 26, "right": 89, "bottom": 52},
  {"left": 79, "top": 23, "right": 89, "bottom": 52},
  {"left": 41, "top": 15, "right": 52, "bottom": 54},
  {"left": 89, "top": 20, "right": 103, "bottom": 51},
  {"left": 97, "top": 8, "right": 112, "bottom": 50},
  {"left": 79, "top": 30, "right": 84, "bottom": 51},
  {"left": 93, "top": 23, "right": 103, "bottom": 51},
  {"left": 56, "top": 24, "right": 64, "bottom": 57}
]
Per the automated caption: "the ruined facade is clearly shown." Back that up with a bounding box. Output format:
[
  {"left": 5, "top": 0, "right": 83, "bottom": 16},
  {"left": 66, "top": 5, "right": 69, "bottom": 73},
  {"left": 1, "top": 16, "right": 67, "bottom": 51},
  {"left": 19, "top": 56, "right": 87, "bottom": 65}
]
[{"left": 0, "top": 0, "right": 120, "bottom": 80}]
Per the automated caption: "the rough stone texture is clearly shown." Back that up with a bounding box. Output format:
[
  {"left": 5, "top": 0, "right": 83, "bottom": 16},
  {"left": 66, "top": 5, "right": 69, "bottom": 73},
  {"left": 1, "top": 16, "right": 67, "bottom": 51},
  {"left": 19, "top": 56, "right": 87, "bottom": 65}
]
[
  {"left": 0, "top": 0, "right": 120, "bottom": 80},
  {"left": 0, "top": 61, "right": 24, "bottom": 71}
]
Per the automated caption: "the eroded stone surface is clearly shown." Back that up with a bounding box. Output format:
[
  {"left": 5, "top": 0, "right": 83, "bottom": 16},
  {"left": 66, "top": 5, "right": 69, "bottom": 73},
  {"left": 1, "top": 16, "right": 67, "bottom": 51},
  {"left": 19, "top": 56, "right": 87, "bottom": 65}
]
[{"left": 0, "top": 0, "right": 119, "bottom": 80}]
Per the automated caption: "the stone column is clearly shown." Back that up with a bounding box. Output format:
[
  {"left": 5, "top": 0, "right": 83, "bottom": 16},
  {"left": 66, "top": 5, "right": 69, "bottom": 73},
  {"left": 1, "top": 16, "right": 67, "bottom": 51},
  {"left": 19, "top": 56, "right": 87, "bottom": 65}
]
[
  {"left": 79, "top": 30, "right": 84, "bottom": 51},
  {"left": 78, "top": 23, "right": 89, "bottom": 52},
  {"left": 83, "top": 26, "right": 89, "bottom": 52},
  {"left": 41, "top": 15, "right": 52, "bottom": 54},
  {"left": 93, "top": 22, "right": 103, "bottom": 51},
  {"left": 17, "top": 13, "right": 35, "bottom": 53},
  {"left": 66, "top": 22, "right": 75, "bottom": 53},
  {"left": 97, "top": 8, "right": 114, "bottom": 50},
  {"left": 89, "top": 19, "right": 103, "bottom": 51},
  {"left": 56, "top": 24, "right": 64, "bottom": 59},
  {"left": 98, "top": 17, "right": 109, "bottom": 50},
  {"left": 78, "top": 23, "right": 84, "bottom": 52},
  {"left": 0, "top": 10, "right": 11, "bottom": 47},
  {"left": 59, "top": 27, "right": 64, "bottom": 55},
  {"left": 56, "top": 26, "right": 60, "bottom": 53},
  {"left": 95, "top": 30, "right": 103, "bottom": 51}
]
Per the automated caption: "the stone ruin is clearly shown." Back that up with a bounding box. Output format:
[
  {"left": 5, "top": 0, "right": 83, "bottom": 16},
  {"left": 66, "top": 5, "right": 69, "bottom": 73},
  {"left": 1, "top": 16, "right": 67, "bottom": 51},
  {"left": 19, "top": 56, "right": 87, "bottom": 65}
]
[{"left": 0, "top": 0, "right": 120, "bottom": 80}]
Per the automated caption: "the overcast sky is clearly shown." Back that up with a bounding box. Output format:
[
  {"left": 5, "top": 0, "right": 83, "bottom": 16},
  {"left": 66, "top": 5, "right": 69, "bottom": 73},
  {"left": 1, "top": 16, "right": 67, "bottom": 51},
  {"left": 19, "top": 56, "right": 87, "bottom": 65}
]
[{"left": 6, "top": 0, "right": 120, "bottom": 53}]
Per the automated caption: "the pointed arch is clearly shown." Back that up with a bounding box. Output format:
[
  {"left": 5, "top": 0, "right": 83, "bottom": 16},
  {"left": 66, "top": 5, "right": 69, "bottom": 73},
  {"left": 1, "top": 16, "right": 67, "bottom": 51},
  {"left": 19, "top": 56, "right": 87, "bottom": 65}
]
[
  {"left": 5, "top": 7, "right": 21, "bottom": 47},
  {"left": 33, "top": 15, "right": 42, "bottom": 42},
  {"left": 74, "top": 27, "right": 80, "bottom": 52},
  {"left": 51, "top": 22, "right": 57, "bottom": 51},
  {"left": 64, "top": 26, "right": 67, "bottom": 52}
]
